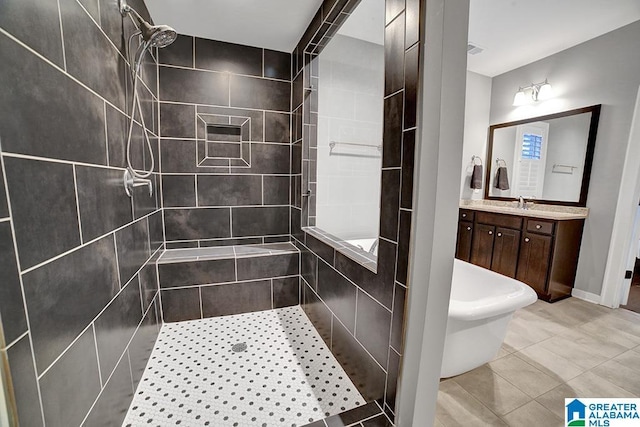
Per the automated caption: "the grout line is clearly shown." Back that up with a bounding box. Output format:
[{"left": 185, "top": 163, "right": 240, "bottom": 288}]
[
  {"left": 0, "top": 217, "right": 10, "bottom": 224},
  {"left": 198, "top": 286, "right": 203, "bottom": 319},
  {"left": 20, "top": 209, "right": 157, "bottom": 276},
  {"left": 0, "top": 150, "right": 47, "bottom": 425},
  {"left": 157, "top": 99, "right": 292, "bottom": 115},
  {"left": 1, "top": 152, "right": 127, "bottom": 172},
  {"left": 103, "top": 101, "right": 110, "bottom": 166},
  {"left": 192, "top": 36, "right": 196, "bottom": 69},
  {"left": 72, "top": 165, "right": 84, "bottom": 244},
  {"left": 92, "top": 323, "right": 103, "bottom": 388},
  {"left": 113, "top": 234, "right": 123, "bottom": 289},
  {"left": 158, "top": 63, "right": 293, "bottom": 84},
  {"left": 56, "top": 0, "right": 67, "bottom": 72},
  {"left": 2, "top": 330, "right": 29, "bottom": 351}
]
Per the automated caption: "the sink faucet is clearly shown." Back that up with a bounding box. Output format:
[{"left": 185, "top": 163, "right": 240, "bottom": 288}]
[{"left": 518, "top": 195, "right": 527, "bottom": 209}]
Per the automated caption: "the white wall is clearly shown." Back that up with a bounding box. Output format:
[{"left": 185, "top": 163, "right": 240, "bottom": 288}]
[
  {"left": 460, "top": 71, "right": 492, "bottom": 199},
  {"left": 489, "top": 21, "right": 640, "bottom": 295},
  {"left": 316, "top": 34, "right": 384, "bottom": 240}
]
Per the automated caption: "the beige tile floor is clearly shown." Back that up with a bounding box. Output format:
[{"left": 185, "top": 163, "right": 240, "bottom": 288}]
[{"left": 436, "top": 297, "right": 640, "bottom": 426}]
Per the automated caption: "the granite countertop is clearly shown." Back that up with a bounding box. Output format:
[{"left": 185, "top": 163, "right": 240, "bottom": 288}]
[{"left": 459, "top": 200, "right": 589, "bottom": 220}]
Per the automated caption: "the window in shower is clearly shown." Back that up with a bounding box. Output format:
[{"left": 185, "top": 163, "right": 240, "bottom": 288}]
[{"left": 307, "top": 0, "right": 385, "bottom": 267}]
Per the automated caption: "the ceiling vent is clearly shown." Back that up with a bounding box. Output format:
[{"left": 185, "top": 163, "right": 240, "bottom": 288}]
[{"left": 467, "top": 42, "right": 484, "bottom": 55}]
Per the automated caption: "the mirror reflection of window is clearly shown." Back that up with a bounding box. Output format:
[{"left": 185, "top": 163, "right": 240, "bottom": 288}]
[{"left": 512, "top": 122, "right": 549, "bottom": 199}]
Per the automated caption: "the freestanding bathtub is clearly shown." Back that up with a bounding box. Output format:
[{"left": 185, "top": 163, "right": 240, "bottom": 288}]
[{"left": 440, "top": 259, "right": 537, "bottom": 378}]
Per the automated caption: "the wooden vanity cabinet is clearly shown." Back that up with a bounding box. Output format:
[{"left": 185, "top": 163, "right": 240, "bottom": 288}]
[{"left": 456, "top": 209, "right": 585, "bottom": 302}]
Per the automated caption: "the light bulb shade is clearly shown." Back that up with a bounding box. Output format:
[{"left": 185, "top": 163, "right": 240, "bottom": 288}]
[
  {"left": 537, "top": 82, "right": 553, "bottom": 100},
  {"left": 513, "top": 90, "right": 528, "bottom": 106}
]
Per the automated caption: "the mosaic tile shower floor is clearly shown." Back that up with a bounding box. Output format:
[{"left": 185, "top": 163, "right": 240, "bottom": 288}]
[{"left": 123, "top": 306, "right": 364, "bottom": 427}]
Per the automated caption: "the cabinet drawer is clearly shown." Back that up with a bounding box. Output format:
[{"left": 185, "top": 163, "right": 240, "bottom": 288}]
[
  {"left": 476, "top": 212, "right": 523, "bottom": 230},
  {"left": 459, "top": 209, "right": 475, "bottom": 222},
  {"left": 526, "top": 219, "right": 555, "bottom": 235}
]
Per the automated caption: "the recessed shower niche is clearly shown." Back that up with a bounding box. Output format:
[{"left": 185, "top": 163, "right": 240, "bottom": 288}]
[{"left": 197, "top": 113, "right": 252, "bottom": 167}]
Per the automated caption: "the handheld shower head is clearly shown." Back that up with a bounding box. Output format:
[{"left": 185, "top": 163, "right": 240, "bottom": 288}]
[{"left": 120, "top": 0, "right": 177, "bottom": 48}]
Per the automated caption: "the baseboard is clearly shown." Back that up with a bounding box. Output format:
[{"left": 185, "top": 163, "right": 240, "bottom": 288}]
[{"left": 571, "top": 288, "right": 602, "bottom": 304}]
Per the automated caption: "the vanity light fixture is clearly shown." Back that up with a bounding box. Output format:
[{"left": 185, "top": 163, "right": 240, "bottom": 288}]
[{"left": 513, "top": 79, "right": 553, "bottom": 106}]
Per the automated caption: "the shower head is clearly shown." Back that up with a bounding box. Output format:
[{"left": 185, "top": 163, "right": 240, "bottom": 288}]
[{"left": 120, "top": 0, "right": 177, "bottom": 48}]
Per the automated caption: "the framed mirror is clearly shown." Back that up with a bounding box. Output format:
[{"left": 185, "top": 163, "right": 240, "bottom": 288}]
[{"left": 484, "top": 105, "right": 601, "bottom": 206}]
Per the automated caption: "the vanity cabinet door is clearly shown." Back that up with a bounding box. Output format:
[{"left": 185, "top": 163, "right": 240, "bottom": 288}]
[
  {"left": 517, "top": 232, "right": 552, "bottom": 295},
  {"left": 491, "top": 227, "right": 521, "bottom": 278},
  {"left": 456, "top": 221, "right": 473, "bottom": 262},
  {"left": 470, "top": 223, "right": 495, "bottom": 269}
]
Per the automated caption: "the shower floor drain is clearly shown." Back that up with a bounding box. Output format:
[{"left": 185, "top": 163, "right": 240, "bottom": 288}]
[{"left": 231, "top": 342, "right": 247, "bottom": 352}]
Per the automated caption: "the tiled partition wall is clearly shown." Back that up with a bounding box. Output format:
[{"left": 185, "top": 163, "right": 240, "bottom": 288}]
[
  {"left": 291, "top": 0, "right": 422, "bottom": 422},
  {"left": 0, "top": 0, "right": 163, "bottom": 426},
  {"left": 156, "top": 35, "right": 294, "bottom": 320}
]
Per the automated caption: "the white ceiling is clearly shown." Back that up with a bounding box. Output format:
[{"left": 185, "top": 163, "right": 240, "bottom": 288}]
[
  {"left": 146, "top": 0, "right": 640, "bottom": 72},
  {"left": 145, "top": 0, "right": 323, "bottom": 53},
  {"left": 468, "top": 0, "right": 640, "bottom": 77}
]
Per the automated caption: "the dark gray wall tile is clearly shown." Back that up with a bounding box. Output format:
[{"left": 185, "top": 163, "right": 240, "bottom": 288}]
[
  {"left": 160, "top": 66, "right": 229, "bottom": 105},
  {"left": 265, "top": 112, "right": 291, "bottom": 143},
  {"left": 325, "top": 402, "right": 381, "bottom": 427},
  {"left": 160, "top": 139, "right": 198, "bottom": 173},
  {"left": 273, "top": 277, "right": 300, "bottom": 308},
  {"left": 264, "top": 50, "right": 291, "bottom": 80},
  {"left": 382, "top": 91, "right": 403, "bottom": 168},
  {"left": 60, "top": 0, "right": 127, "bottom": 111},
  {"left": 0, "top": 0, "right": 64, "bottom": 67},
  {"left": 384, "top": 11, "right": 405, "bottom": 96},
  {"left": 83, "top": 353, "right": 134, "bottom": 427},
  {"left": 0, "top": 154, "right": 8, "bottom": 218},
  {"left": 160, "top": 102, "right": 196, "bottom": 138},
  {"left": 355, "top": 291, "right": 391, "bottom": 367},
  {"left": 197, "top": 105, "right": 264, "bottom": 142},
  {"left": 132, "top": 174, "right": 159, "bottom": 219},
  {"left": 201, "top": 280, "right": 271, "bottom": 317},
  {"left": 379, "top": 169, "right": 401, "bottom": 242},
  {"left": 390, "top": 284, "right": 406, "bottom": 352},
  {"left": 0, "top": 35, "right": 107, "bottom": 165},
  {"left": 405, "top": 0, "right": 420, "bottom": 48},
  {"left": 5, "top": 335, "right": 44, "bottom": 427},
  {"left": 94, "top": 279, "right": 143, "bottom": 379},
  {"left": 158, "top": 34, "right": 193, "bottom": 67},
  {"left": 164, "top": 208, "right": 231, "bottom": 241},
  {"left": 400, "top": 130, "right": 415, "bottom": 209},
  {"left": 385, "top": 350, "right": 401, "bottom": 413},
  {"left": 162, "top": 175, "right": 196, "bottom": 207},
  {"left": 230, "top": 75, "right": 291, "bottom": 112},
  {"left": 385, "top": 0, "right": 405, "bottom": 23},
  {"left": 159, "top": 258, "right": 236, "bottom": 288},
  {"left": 264, "top": 176, "right": 290, "bottom": 205},
  {"left": 4, "top": 157, "right": 80, "bottom": 270},
  {"left": 139, "top": 261, "right": 158, "bottom": 312},
  {"left": 317, "top": 260, "right": 356, "bottom": 333},
  {"left": 331, "top": 319, "right": 386, "bottom": 402},
  {"left": 404, "top": 44, "right": 419, "bottom": 130},
  {"left": 115, "top": 218, "right": 151, "bottom": 287},
  {"left": 99, "top": 0, "right": 138, "bottom": 57},
  {"left": 231, "top": 143, "right": 291, "bottom": 174},
  {"left": 232, "top": 206, "right": 289, "bottom": 237},
  {"left": 129, "top": 300, "right": 160, "bottom": 387},
  {"left": 302, "top": 285, "right": 332, "bottom": 348},
  {"left": 195, "top": 38, "right": 262, "bottom": 76},
  {"left": 306, "top": 234, "right": 335, "bottom": 265},
  {"left": 396, "top": 210, "right": 411, "bottom": 285},
  {"left": 76, "top": 165, "right": 134, "bottom": 241},
  {"left": 301, "top": 248, "right": 318, "bottom": 291},
  {"left": 39, "top": 327, "right": 101, "bottom": 427},
  {"left": 148, "top": 210, "right": 164, "bottom": 252},
  {"left": 22, "top": 234, "right": 119, "bottom": 373},
  {"left": 236, "top": 253, "right": 299, "bottom": 281},
  {"left": 106, "top": 103, "right": 128, "bottom": 168},
  {"left": 197, "top": 175, "right": 262, "bottom": 206},
  {"left": 361, "top": 414, "right": 393, "bottom": 427},
  {"left": 0, "top": 222, "right": 27, "bottom": 343},
  {"left": 161, "top": 288, "right": 201, "bottom": 322}
]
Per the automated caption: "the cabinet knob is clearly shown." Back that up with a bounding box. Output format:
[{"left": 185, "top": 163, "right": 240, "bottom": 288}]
[
  {"left": 535, "top": 224, "right": 542, "bottom": 229},
  {"left": 524, "top": 237, "right": 530, "bottom": 242},
  {"left": 497, "top": 232, "right": 502, "bottom": 237},
  {"left": 466, "top": 227, "right": 471, "bottom": 231},
  {"left": 488, "top": 230, "right": 493, "bottom": 235},
  {"left": 462, "top": 213, "right": 467, "bottom": 218}
]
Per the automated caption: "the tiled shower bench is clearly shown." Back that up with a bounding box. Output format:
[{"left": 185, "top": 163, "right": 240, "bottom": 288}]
[{"left": 156, "top": 242, "right": 300, "bottom": 322}]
